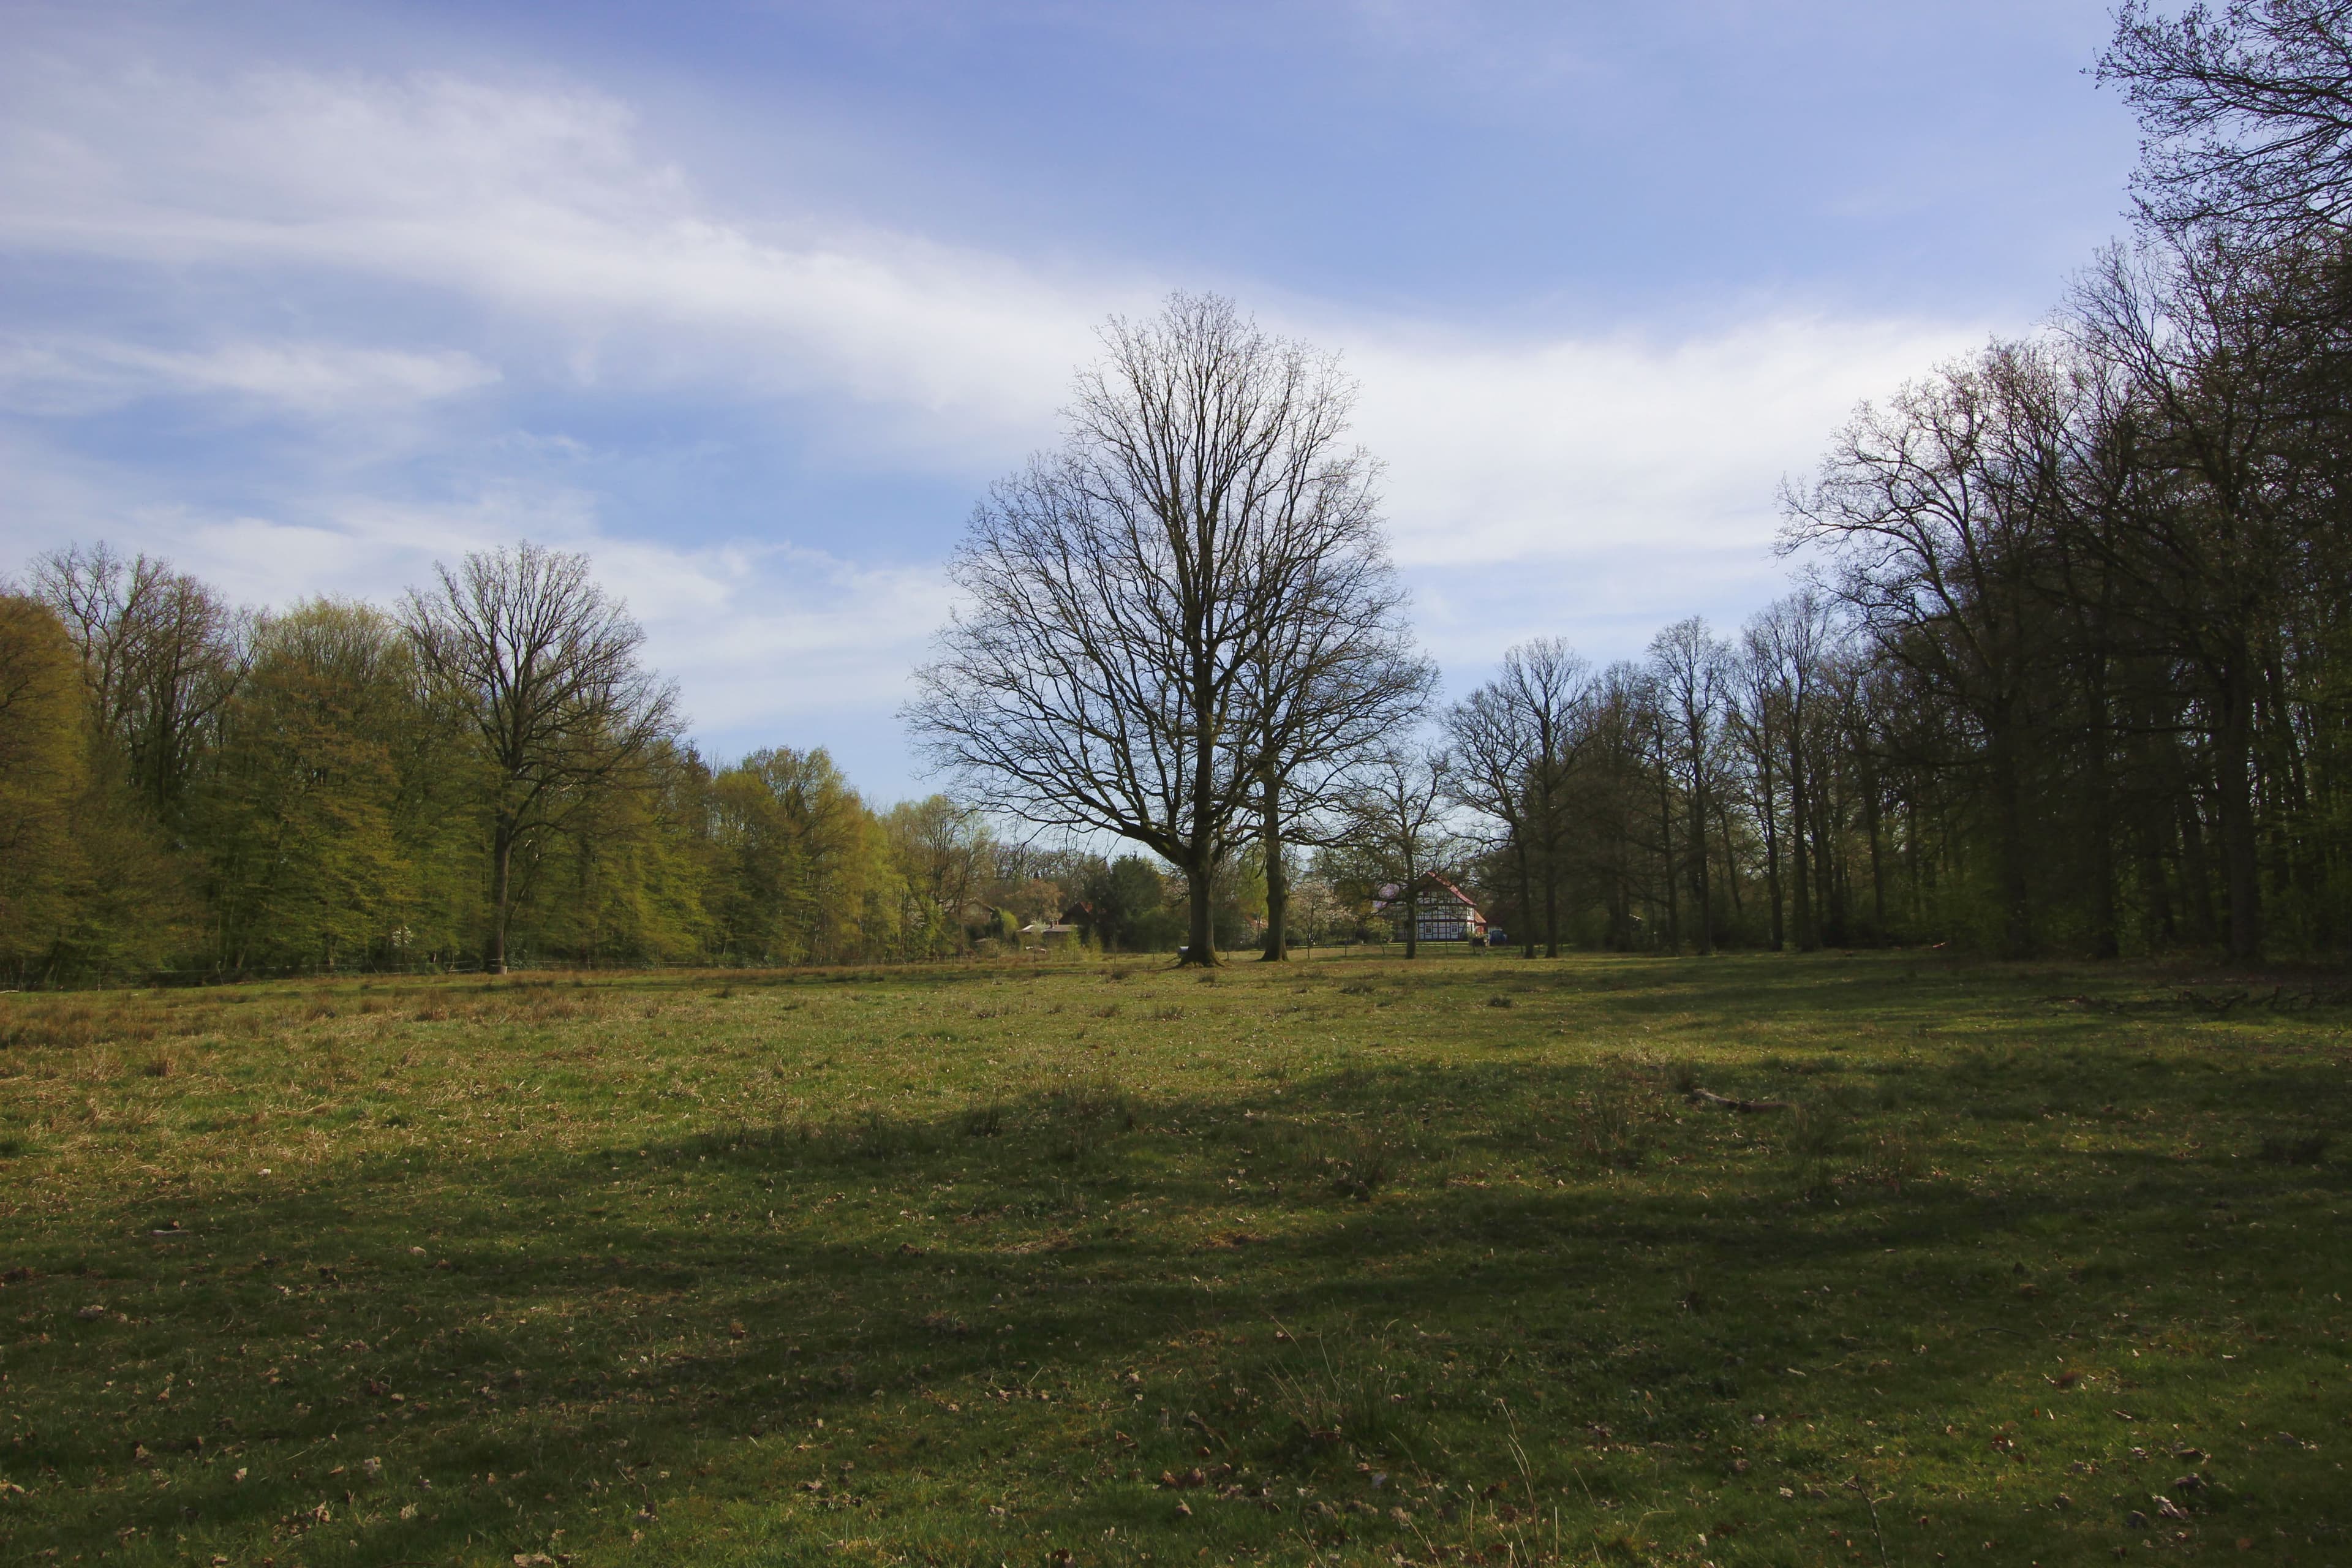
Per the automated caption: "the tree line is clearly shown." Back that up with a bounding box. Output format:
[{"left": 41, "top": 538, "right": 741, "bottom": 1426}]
[
  {"left": 915, "top": 7, "right": 2352, "bottom": 966},
  {"left": 1341, "top": 6, "right": 2352, "bottom": 964},
  {"left": 17, "top": 6, "right": 2351, "bottom": 975},
  {"left": 0, "top": 541, "right": 1093, "bottom": 982}
]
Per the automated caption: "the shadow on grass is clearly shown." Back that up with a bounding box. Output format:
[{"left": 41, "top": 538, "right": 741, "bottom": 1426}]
[{"left": 7, "top": 971, "right": 2351, "bottom": 1564}]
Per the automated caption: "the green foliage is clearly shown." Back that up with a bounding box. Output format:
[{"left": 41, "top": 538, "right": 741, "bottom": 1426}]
[
  {"left": 1082, "top": 853, "right": 1183, "bottom": 952},
  {"left": 707, "top": 747, "right": 905, "bottom": 965},
  {"left": 0, "top": 595, "right": 100, "bottom": 975},
  {"left": 194, "top": 601, "right": 432, "bottom": 970},
  {"left": 0, "top": 594, "right": 190, "bottom": 981},
  {"left": 9, "top": 548, "right": 995, "bottom": 980}
]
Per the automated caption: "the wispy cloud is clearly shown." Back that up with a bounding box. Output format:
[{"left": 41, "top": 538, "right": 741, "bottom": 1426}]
[
  {"left": 1, "top": 47, "right": 1990, "bottom": 774},
  {"left": 0, "top": 336, "right": 498, "bottom": 418},
  {"left": 0, "top": 61, "right": 1122, "bottom": 454}
]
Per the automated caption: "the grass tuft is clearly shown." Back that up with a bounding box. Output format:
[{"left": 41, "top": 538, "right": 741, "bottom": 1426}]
[
  {"left": 1569, "top": 1082, "right": 1646, "bottom": 1169},
  {"left": 1309, "top": 1126, "right": 1402, "bottom": 1199},
  {"left": 1263, "top": 1330, "right": 1422, "bottom": 1461}
]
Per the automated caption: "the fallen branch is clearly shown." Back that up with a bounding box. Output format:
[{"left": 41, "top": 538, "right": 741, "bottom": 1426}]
[{"left": 1685, "top": 1087, "right": 1791, "bottom": 1114}]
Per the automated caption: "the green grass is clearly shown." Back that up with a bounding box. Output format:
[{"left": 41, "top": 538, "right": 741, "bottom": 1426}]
[{"left": 1, "top": 951, "right": 2348, "bottom": 1566}]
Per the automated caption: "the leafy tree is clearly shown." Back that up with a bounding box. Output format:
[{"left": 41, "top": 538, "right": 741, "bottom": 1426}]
[
  {"left": 197, "top": 600, "right": 418, "bottom": 972},
  {"left": 708, "top": 748, "right": 898, "bottom": 965}
]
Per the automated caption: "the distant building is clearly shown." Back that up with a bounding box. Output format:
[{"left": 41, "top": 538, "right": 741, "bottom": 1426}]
[
  {"left": 1371, "top": 874, "right": 1489, "bottom": 944},
  {"left": 1019, "top": 921, "right": 1082, "bottom": 948}
]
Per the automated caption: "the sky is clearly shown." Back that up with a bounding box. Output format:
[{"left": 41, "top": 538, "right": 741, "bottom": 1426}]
[{"left": 0, "top": 0, "right": 2146, "bottom": 801}]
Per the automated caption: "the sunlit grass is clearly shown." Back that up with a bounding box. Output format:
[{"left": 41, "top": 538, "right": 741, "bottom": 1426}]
[{"left": 1, "top": 951, "right": 2346, "bottom": 1565}]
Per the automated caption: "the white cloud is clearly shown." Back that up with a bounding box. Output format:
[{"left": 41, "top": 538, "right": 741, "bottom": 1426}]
[
  {"left": 0, "top": 61, "right": 1120, "bottom": 456},
  {"left": 0, "top": 336, "right": 498, "bottom": 417},
  {"left": 1344, "top": 314, "right": 1980, "bottom": 571},
  {"left": 1, "top": 50, "right": 1998, "bottom": 761}
]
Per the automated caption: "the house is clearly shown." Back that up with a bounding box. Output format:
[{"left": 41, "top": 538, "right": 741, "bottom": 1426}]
[
  {"left": 1019, "top": 921, "right": 1082, "bottom": 948},
  {"left": 1371, "top": 874, "right": 1488, "bottom": 943}
]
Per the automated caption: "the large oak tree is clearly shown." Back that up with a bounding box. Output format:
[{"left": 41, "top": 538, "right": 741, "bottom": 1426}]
[{"left": 907, "top": 294, "right": 1419, "bottom": 963}]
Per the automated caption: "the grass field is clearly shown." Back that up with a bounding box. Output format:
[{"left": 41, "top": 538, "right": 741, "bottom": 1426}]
[{"left": 1, "top": 950, "right": 2348, "bottom": 1567}]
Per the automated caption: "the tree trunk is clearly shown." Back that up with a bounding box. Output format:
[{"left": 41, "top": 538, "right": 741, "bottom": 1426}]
[
  {"left": 1512, "top": 839, "right": 1537, "bottom": 960},
  {"left": 1788, "top": 737, "right": 1815, "bottom": 951},
  {"left": 488, "top": 816, "right": 515, "bottom": 974},
  {"left": 2180, "top": 791, "right": 2218, "bottom": 943},
  {"left": 1605, "top": 835, "right": 1631, "bottom": 950},
  {"left": 1716, "top": 797, "right": 1743, "bottom": 918},
  {"left": 1538, "top": 790, "right": 1562, "bottom": 959},
  {"left": 1259, "top": 774, "right": 1289, "bottom": 961},
  {"left": 1904, "top": 793, "right": 1923, "bottom": 929},
  {"left": 2083, "top": 666, "right": 2120, "bottom": 960},
  {"left": 1688, "top": 773, "right": 1713, "bottom": 956},
  {"left": 2214, "top": 655, "right": 2264, "bottom": 962},
  {"left": 1542, "top": 863, "right": 1560, "bottom": 958},
  {"left": 2133, "top": 719, "right": 2176, "bottom": 949},
  {"left": 1182, "top": 635, "right": 1220, "bottom": 967},
  {"left": 1989, "top": 721, "right": 2034, "bottom": 960},
  {"left": 1820, "top": 773, "right": 1848, "bottom": 947},
  {"left": 1182, "top": 855, "right": 1218, "bottom": 966},
  {"left": 1656, "top": 753, "right": 1679, "bottom": 952},
  {"left": 1859, "top": 752, "right": 1887, "bottom": 944},
  {"left": 1403, "top": 880, "right": 1419, "bottom": 960}
]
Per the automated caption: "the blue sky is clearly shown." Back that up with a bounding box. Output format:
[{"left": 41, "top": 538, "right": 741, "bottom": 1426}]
[{"left": 1, "top": 0, "right": 2141, "bottom": 799}]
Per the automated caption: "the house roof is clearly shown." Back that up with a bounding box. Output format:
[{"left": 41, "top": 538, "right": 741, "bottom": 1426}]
[{"left": 1371, "top": 873, "right": 1485, "bottom": 918}]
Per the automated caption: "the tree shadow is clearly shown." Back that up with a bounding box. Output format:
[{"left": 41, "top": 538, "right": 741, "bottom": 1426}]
[{"left": 12, "top": 997, "right": 2351, "bottom": 1564}]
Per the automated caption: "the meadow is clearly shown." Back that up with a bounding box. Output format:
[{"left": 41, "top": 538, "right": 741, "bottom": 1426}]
[{"left": 0, "top": 950, "right": 2346, "bottom": 1567}]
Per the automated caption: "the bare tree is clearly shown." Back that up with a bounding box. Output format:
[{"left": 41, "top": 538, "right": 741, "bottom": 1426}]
[
  {"left": 1728, "top": 621, "right": 1789, "bottom": 950},
  {"left": 1446, "top": 639, "right": 1587, "bottom": 957},
  {"left": 1744, "top": 590, "right": 1839, "bottom": 951},
  {"left": 32, "top": 541, "right": 246, "bottom": 819},
  {"left": 1338, "top": 745, "right": 1455, "bottom": 960},
  {"left": 1648, "top": 619, "right": 1731, "bottom": 955},
  {"left": 2103, "top": 0, "right": 2352, "bottom": 239},
  {"left": 1566, "top": 662, "right": 1659, "bottom": 950},
  {"left": 1240, "top": 563, "right": 1433, "bottom": 959},
  {"left": 907, "top": 293, "right": 1409, "bottom": 964},
  {"left": 1781, "top": 349, "right": 2057, "bottom": 958},
  {"left": 402, "top": 542, "right": 677, "bottom": 973},
  {"left": 2067, "top": 241, "right": 2315, "bottom": 961},
  {"left": 1444, "top": 683, "right": 1540, "bottom": 956}
]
